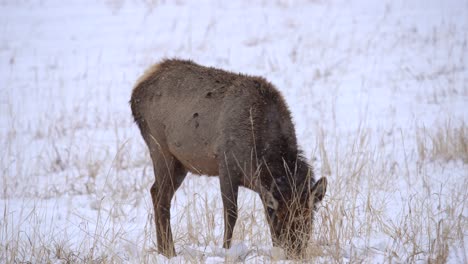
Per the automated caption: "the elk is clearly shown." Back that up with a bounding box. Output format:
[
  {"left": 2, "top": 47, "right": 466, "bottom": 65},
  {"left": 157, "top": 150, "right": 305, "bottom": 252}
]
[{"left": 130, "top": 59, "right": 327, "bottom": 258}]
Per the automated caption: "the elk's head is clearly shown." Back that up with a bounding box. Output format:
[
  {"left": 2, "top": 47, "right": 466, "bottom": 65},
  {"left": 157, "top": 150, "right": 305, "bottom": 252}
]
[{"left": 260, "top": 173, "right": 327, "bottom": 258}]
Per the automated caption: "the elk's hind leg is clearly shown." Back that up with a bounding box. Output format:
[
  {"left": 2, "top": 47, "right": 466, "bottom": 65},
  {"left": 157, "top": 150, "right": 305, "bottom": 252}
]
[{"left": 149, "top": 150, "right": 187, "bottom": 258}]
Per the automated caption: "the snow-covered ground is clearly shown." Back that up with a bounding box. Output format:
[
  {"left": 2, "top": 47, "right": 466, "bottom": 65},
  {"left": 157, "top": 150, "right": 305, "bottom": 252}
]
[{"left": 1, "top": 0, "right": 467, "bottom": 263}]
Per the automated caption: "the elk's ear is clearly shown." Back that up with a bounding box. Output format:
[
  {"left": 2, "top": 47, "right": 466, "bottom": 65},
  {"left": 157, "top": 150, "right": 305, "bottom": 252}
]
[{"left": 309, "top": 177, "right": 327, "bottom": 207}]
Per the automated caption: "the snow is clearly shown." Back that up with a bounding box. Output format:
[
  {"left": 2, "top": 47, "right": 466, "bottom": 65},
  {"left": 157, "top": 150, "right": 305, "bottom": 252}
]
[{"left": 1, "top": 0, "right": 467, "bottom": 263}]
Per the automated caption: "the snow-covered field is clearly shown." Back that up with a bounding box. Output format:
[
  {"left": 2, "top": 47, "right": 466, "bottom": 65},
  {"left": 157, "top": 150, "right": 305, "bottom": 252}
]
[{"left": 1, "top": 0, "right": 467, "bottom": 262}]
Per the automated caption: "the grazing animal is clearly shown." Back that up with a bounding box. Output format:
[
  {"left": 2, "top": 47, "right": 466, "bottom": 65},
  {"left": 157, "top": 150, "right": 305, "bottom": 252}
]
[{"left": 130, "top": 59, "right": 327, "bottom": 258}]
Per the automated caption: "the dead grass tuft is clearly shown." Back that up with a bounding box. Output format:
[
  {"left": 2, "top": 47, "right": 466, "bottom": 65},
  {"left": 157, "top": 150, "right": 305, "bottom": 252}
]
[{"left": 417, "top": 121, "right": 467, "bottom": 164}]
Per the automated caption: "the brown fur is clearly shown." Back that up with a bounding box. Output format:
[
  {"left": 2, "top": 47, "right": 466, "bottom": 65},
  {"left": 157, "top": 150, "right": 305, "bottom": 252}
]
[{"left": 130, "top": 59, "right": 327, "bottom": 258}]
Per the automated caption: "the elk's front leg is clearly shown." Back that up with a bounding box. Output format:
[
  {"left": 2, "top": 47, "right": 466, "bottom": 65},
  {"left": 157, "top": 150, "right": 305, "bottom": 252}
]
[
  {"left": 219, "top": 158, "right": 241, "bottom": 249},
  {"left": 150, "top": 153, "right": 187, "bottom": 258}
]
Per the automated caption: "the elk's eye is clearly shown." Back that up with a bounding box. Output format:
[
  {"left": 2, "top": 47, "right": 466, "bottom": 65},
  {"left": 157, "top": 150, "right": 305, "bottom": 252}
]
[{"left": 267, "top": 207, "right": 275, "bottom": 215}]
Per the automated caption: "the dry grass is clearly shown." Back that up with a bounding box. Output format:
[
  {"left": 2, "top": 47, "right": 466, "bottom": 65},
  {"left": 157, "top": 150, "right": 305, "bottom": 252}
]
[
  {"left": 4, "top": 91, "right": 466, "bottom": 263},
  {"left": 417, "top": 121, "right": 467, "bottom": 164},
  {"left": 308, "top": 120, "right": 467, "bottom": 263},
  {"left": 1, "top": 113, "right": 466, "bottom": 264}
]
